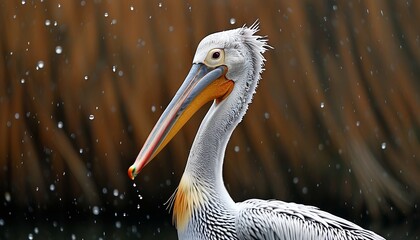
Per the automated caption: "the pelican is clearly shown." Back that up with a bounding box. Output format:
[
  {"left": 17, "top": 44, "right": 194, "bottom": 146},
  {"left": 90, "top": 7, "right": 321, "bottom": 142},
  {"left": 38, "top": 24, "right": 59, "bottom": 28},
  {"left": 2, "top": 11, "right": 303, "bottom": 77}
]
[{"left": 128, "top": 23, "right": 385, "bottom": 240}]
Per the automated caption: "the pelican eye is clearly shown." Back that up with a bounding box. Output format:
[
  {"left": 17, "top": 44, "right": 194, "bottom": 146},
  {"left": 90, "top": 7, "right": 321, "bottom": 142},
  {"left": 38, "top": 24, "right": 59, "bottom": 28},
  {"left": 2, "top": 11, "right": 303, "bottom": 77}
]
[
  {"left": 212, "top": 52, "right": 220, "bottom": 59},
  {"left": 204, "top": 48, "right": 225, "bottom": 67}
]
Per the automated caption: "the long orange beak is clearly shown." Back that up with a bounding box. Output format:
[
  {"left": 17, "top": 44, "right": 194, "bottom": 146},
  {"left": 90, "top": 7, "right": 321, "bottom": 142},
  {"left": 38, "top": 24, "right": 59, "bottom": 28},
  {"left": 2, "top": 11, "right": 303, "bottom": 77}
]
[{"left": 128, "top": 64, "right": 234, "bottom": 180}]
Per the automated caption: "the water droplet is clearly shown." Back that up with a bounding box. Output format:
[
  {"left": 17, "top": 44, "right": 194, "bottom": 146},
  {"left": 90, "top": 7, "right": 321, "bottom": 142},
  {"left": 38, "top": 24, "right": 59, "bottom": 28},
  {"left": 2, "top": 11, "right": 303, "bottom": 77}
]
[
  {"left": 45, "top": 19, "right": 51, "bottom": 26},
  {"left": 234, "top": 146, "right": 240, "bottom": 152},
  {"left": 111, "top": 19, "right": 117, "bottom": 25},
  {"left": 137, "top": 204, "right": 140, "bottom": 209},
  {"left": 21, "top": 0, "right": 26, "bottom": 4},
  {"left": 381, "top": 142, "right": 387, "bottom": 150},
  {"left": 138, "top": 194, "right": 143, "bottom": 200},
  {"left": 356, "top": 121, "right": 360, "bottom": 127},
  {"left": 112, "top": 65, "right": 117, "bottom": 72},
  {"left": 229, "top": 18, "right": 236, "bottom": 25},
  {"left": 14, "top": 113, "right": 20, "bottom": 119},
  {"left": 104, "top": 12, "right": 109, "bottom": 17},
  {"left": 320, "top": 102, "right": 325, "bottom": 108},
  {"left": 332, "top": 5, "right": 338, "bottom": 11},
  {"left": 158, "top": 2, "right": 162, "bottom": 7},
  {"left": 89, "top": 114, "right": 95, "bottom": 120},
  {"left": 92, "top": 206, "right": 100, "bottom": 215},
  {"left": 57, "top": 121, "right": 63, "bottom": 129},
  {"left": 264, "top": 112, "right": 270, "bottom": 119},
  {"left": 0, "top": 219, "right": 4, "bottom": 226},
  {"left": 35, "top": 187, "right": 39, "bottom": 191},
  {"left": 20, "top": 78, "right": 25, "bottom": 84},
  {"left": 4, "top": 192, "right": 11, "bottom": 202},
  {"left": 151, "top": 105, "right": 156, "bottom": 112},
  {"left": 50, "top": 184, "right": 55, "bottom": 191},
  {"left": 84, "top": 75, "right": 89, "bottom": 81},
  {"left": 36, "top": 61, "right": 45, "bottom": 70},
  {"left": 55, "top": 46, "right": 62, "bottom": 54},
  {"left": 130, "top": 6, "right": 134, "bottom": 11},
  {"left": 293, "top": 177, "right": 299, "bottom": 184},
  {"left": 113, "top": 189, "right": 119, "bottom": 197},
  {"left": 28, "top": 233, "right": 33, "bottom": 240},
  {"left": 115, "top": 221, "right": 121, "bottom": 228}
]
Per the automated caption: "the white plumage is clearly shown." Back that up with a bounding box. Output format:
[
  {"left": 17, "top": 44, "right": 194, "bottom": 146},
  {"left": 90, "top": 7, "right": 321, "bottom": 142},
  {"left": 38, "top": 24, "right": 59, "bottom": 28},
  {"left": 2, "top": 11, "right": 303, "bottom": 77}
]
[{"left": 129, "top": 23, "right": 385, "bottom": 240}]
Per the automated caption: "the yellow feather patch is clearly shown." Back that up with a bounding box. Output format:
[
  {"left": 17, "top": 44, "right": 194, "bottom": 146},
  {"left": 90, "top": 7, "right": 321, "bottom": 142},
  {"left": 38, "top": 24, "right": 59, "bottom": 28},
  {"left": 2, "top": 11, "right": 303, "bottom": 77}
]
[{"left": 172, "top": 174, "right": 206, "bottom": 230}]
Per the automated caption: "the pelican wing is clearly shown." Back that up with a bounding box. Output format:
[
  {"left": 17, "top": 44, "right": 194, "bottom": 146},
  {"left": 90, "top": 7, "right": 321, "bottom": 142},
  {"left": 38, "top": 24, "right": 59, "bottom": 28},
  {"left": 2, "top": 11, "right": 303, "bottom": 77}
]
[{"left": 235, "top": 199, "right": 385, "bottom": 240}]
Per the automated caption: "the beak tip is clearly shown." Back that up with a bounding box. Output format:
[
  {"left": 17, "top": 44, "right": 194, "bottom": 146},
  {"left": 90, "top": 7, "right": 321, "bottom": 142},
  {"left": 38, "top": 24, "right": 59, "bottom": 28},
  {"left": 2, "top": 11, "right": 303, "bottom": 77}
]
[{"left": 128, "top": 166, "right": 137, "bottom": 180}]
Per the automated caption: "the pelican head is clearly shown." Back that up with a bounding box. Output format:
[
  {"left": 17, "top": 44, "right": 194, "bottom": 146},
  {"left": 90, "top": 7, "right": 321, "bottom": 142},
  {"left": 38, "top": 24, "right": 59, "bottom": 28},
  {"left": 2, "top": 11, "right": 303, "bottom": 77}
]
[{"left": 129, "top": 23, "right": 269, "bottom": 180}]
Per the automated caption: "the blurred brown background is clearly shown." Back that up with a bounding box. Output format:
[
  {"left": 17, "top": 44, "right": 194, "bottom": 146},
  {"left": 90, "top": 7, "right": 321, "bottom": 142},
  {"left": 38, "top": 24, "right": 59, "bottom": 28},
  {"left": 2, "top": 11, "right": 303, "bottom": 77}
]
[{"left": 1, "top": 0, "right": 419, "bottom": 238}]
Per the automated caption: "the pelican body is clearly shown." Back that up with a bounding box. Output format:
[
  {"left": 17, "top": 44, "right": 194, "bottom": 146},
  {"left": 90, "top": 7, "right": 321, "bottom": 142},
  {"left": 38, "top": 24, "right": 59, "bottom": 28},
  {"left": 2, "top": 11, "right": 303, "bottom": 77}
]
[{"left": 129, "top": 24, "right": 385, "bottom": 240}]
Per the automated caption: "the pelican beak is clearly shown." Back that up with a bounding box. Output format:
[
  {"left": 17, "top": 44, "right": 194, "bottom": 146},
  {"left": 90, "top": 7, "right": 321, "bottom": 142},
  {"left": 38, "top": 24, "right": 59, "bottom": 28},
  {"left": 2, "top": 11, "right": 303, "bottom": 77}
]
[{"left": 128, "top": 63, "right": 234, "bottom": 180}]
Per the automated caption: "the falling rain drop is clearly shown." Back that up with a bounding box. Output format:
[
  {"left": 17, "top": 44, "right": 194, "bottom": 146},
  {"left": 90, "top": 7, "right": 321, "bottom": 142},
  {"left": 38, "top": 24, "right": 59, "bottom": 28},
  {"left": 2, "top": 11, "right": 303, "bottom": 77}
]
[
  {"left": 36, "top": 61, "right": 45, "bottom": 70},
  {"left": 55, "top": 46, "right": 62, "bottom": 54},
  {"left": 4, "top": 192, "right": 11, "bottom": 202},
  {"left": 381, "top": 142, "right": 387, "bottom": 150},
  {"left": 234, "top": 146, "right": 240, "bottom": 152},
  {"left": 115, "top": 221, "right": 122, "bottom": 228},
  {"left": 92, "top": 206, "right": 100, "bottom": 215},
  {"left": 113, "top": 189, "right": 119, "bottom": 197}
]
